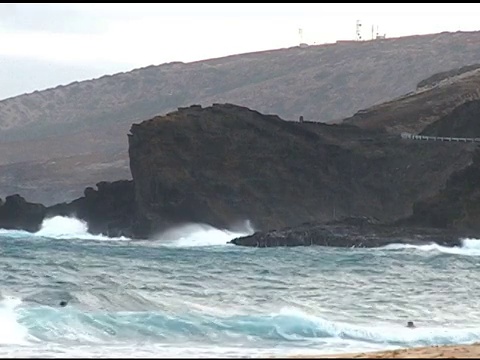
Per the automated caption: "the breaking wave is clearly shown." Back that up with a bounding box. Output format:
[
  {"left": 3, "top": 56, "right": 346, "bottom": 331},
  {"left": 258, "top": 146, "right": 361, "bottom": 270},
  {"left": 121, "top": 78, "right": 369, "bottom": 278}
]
[
  {"left": 34, "top": 216, "right": 129, "bottom": 241},
  {"left": 2, "top": 302, "right": 479, "bottom": 350},
  {"left": 382, "top": 238, "right": 480, "bottom": 256},
  {"left": 0, "top": 216, "right": 254, "bottom": 247},
  {"left": 152, "top": 221, "right": 254, "bottom": 247}
]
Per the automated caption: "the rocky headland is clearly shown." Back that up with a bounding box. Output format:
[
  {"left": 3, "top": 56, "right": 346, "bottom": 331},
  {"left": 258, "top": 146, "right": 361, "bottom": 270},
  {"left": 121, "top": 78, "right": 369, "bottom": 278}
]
[{"left": 2, "top": 62, "right": 480, "bottom": 247}]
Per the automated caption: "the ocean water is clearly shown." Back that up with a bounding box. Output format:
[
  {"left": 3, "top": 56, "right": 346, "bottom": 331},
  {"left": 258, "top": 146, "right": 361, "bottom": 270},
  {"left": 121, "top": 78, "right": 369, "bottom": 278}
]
[{"left": 1, "top": 216, "right": 480, "bottom": 358}]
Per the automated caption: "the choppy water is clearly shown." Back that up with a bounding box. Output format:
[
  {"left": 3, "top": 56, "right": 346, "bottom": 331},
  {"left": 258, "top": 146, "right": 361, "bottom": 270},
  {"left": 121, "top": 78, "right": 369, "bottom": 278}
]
[{"left": 1, "top": 216, "right": 480, "bottom": 358}]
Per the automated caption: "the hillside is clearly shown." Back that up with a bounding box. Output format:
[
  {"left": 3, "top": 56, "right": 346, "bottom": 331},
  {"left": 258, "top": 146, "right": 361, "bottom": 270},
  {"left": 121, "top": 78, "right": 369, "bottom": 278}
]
[
  {"left": 342, "top": 65, "right": 480, "bottom": 134},
  {"left": 2, "top": 30, "right": 480, "bottom": 204}
]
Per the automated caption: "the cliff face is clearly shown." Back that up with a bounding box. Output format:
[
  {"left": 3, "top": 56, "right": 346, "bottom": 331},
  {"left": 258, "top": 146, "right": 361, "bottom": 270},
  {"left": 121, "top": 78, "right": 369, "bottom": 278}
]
[
  {"left": 408, "top": 151, "right": 480, "bottom": 231},
  {"left": 127, "top": 103, "right": 476, "bottom": 238},
  {"left": 2, "top": 98, "right": 480, "bottom": 240},
  {"left": 3, "top": 31, "right": 480, "bottom": 204},
  {"left": 420, "top": 100, "right": 480, "bottom": 137}
]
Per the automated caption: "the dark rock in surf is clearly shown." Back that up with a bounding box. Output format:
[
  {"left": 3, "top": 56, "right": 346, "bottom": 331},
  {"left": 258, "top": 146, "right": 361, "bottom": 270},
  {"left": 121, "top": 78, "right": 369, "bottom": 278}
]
[
  {"left": 46, "top": 180, "right": 135, "bottom": 238},
  {"left": 0, "top": 181, "right": 135, "bottom": 237},
  {"left": 229, "top": 217, "right": 469, "bottom": 248},
  {"left": 0, "top": 194, "right": 46, "bottom": 232}
]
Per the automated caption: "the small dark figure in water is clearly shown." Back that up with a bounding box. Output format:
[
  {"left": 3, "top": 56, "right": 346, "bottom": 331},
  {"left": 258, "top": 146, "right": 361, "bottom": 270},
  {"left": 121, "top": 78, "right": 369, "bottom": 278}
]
[
  {"left": 406, "top": 321, "right": 416, "bottom": 328},
  {"left": 59, "top": 300, "right": 68, "bottom": 307}
]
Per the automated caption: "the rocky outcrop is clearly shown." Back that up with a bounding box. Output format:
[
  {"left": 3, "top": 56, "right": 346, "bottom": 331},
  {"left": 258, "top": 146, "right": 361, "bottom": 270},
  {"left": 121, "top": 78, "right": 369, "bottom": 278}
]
[
  {"left": 3, "top": 31, "right": 480, "bottom": 205},
  {"left": 46, "top": 180, "right": 135, "bottom": 237},
  {"left": 393, "top": 100, "right": 480, "bottom": 233},
  {"left": 342, "top": 67, "right": 480, "bottom": 135},
  {"left": 3, "top": 95, "right": 480, "bottom": 241},
  {"left": 417, "top": 63, "right": 480, "bottom": 89},
  {"left": 127, "top": 103, "right": 476, "bottom": 239},
  {"left": 405, "top": 148, "right": 480, "bottom": 232},
  {"left": 229, "top": 217, "right": 468, "bottom": 248},
  {"left": 5, "top": 63, "right": 480, "bottom": 240},
  {"left": 0, "top": 180, "right": 134, "bottom": 237},
  {"left": 420, "top": 100, "right": 480, "bottom": 137},
  {"left": 0, "top": 194, "right": 46, "bottom": 232}
]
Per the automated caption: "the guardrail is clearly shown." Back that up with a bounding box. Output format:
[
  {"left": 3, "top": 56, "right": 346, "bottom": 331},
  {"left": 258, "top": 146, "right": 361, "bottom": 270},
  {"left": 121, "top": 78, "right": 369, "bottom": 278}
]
[{"left": 400, "top": 132, "right": 480, "bottom": 143}]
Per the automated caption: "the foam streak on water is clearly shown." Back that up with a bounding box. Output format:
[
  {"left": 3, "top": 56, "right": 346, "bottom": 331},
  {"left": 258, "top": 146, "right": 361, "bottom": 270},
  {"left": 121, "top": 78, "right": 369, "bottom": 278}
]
[{"left": 1, "top": 216, "right": 480, "bottom": 357}]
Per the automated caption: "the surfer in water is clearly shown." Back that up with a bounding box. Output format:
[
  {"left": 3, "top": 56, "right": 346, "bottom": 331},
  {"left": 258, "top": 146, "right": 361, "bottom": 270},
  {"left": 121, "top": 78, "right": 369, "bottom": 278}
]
[
  {"left": 59, "top": 300, "right": 68, "bottom": 307},
  {"left": 406, "top": 321, "right": 416, "bottom": 328}
]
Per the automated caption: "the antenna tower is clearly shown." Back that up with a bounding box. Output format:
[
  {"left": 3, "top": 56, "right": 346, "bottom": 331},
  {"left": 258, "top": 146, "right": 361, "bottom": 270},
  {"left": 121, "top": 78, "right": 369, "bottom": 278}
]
[{"left": 356, "top": 20, "right": 362, "bottom": 41}]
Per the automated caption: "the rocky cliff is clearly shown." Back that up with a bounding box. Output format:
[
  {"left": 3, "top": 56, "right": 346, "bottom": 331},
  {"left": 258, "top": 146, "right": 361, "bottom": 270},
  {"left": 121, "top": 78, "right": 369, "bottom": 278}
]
[
  {"left": 3, "top": 31, "right": 480, "bottom": 204},
  {"left": 407, "top": 151, "right": 480, "bottom": 231},
  {"left": 127, "top": 103, "right": 476, "bottom": 238},
  {"left": 1, "top": 96, "right": 479, "bottom": 242},
  {"left": 420, "top": 99, "right": 480, "bottom": 137},
  {"left": 3, "top": 60, "right": 480, "bottom": 241}
]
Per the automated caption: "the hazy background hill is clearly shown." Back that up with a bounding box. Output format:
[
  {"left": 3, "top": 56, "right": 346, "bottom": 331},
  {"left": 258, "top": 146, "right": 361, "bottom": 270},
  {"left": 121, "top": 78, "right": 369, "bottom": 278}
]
[{"left": 2, "top": 30, "right": 480, "bottom": 205}]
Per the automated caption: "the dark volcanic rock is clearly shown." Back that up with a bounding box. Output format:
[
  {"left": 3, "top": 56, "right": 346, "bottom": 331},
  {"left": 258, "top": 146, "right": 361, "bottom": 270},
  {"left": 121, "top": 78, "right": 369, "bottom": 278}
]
[
  {"left": 0, "top": 194, "right": 46, "bottom": 232},
  {"left": 127, "top": 103, "right": 476, "bottom": 239},
  {"left": 406, "top": 148, "right": 480, "bottom": 232},
  {"left": 47, "top": 180, "right": 135, "bottom": 237},
  {"left": 2, "top": 96, "right": 480, "bottom": 241},
  {"left": 229, "top": 219, "right": 467, "bottom": 248},
  {"left": 402, "top": 100, "right": 480, "bottom": 232},
  {"left": 0, "top": 180, "right": 135, "bottom": 237},
  {"left": 420, "top": 100, "right": 480, "bottom": 137}
]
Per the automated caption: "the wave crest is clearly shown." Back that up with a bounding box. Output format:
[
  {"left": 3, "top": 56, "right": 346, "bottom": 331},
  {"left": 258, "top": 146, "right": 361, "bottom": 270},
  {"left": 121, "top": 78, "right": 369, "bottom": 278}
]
[
  {"left": 35, "top": 216, "right": 129, "bottom": 241},
  {"left": 382, "top": 238, "right": 480, "bottom": 256},
  {"left": 8, "top": 305, "right": 480, "bottom": 348},
  {"left": 152, "top": 221, "right": 254, "bottom": 247}
]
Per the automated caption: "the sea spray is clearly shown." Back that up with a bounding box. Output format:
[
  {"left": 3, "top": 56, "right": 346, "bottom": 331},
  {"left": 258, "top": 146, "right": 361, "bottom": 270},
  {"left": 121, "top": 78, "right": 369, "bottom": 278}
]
[
  {"left": 34, "top": 216, "right": 129, "bottom": 241},
  {"left": 382, "top": 238, "right": 480, "bottom": 256},
  {"left": 0, "top": 297, "right": 29, "bottom": 345},
  {"left": 153, "top": 221, "right": 254, "bottom": 247}
]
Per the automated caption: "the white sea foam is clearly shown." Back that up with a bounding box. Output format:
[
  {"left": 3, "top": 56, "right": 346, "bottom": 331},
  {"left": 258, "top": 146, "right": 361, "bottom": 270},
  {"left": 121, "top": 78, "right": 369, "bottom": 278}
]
[
  {"left": 153, "top": 221, "right": 254, "bottom": 247},
  {"left": 1, "top": 216, "right": 253, "bottom": 245},
  {"left": 0, "top": 296, "right": 29, "bottom": 345},
  {"left": 0, "top": 228, "right": 33, "bottom": 238},
  {"left": 382, "top": 238, "right": 480, "bottom": 256},
  {"left": 34, "top": 216, "right": 129, "bottom": 241}
]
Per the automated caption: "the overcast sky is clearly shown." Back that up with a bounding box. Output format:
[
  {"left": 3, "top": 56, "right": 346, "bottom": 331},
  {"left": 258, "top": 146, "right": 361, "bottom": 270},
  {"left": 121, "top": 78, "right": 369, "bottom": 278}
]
[{"left": 1, "top": 3, "right": 479, "bottom": 100}]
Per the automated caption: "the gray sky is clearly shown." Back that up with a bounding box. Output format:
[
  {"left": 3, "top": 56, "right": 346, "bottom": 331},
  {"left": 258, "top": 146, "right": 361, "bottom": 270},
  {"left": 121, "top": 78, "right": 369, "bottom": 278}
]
[{"left": 1, "top": 3, "right": 480, "bottom": 100}]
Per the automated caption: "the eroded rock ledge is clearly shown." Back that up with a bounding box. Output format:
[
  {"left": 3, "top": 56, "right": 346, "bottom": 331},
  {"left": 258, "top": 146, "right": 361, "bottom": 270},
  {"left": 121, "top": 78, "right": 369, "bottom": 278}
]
[{"left": 229, "top": 217, "right": 470, "bottom": 248}]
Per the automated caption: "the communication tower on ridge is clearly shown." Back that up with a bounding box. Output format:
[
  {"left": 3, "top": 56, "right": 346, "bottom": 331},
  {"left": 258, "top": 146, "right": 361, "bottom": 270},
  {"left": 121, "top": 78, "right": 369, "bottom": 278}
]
[
  {"left": 356, "top": 20, "right": 362, "bottom": 41},
  {"left": 375, "top": 25, "right": 386, "bottom": 40},
  {"left": 298, "top": 28, "right": 308, "bottom": 48}
]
